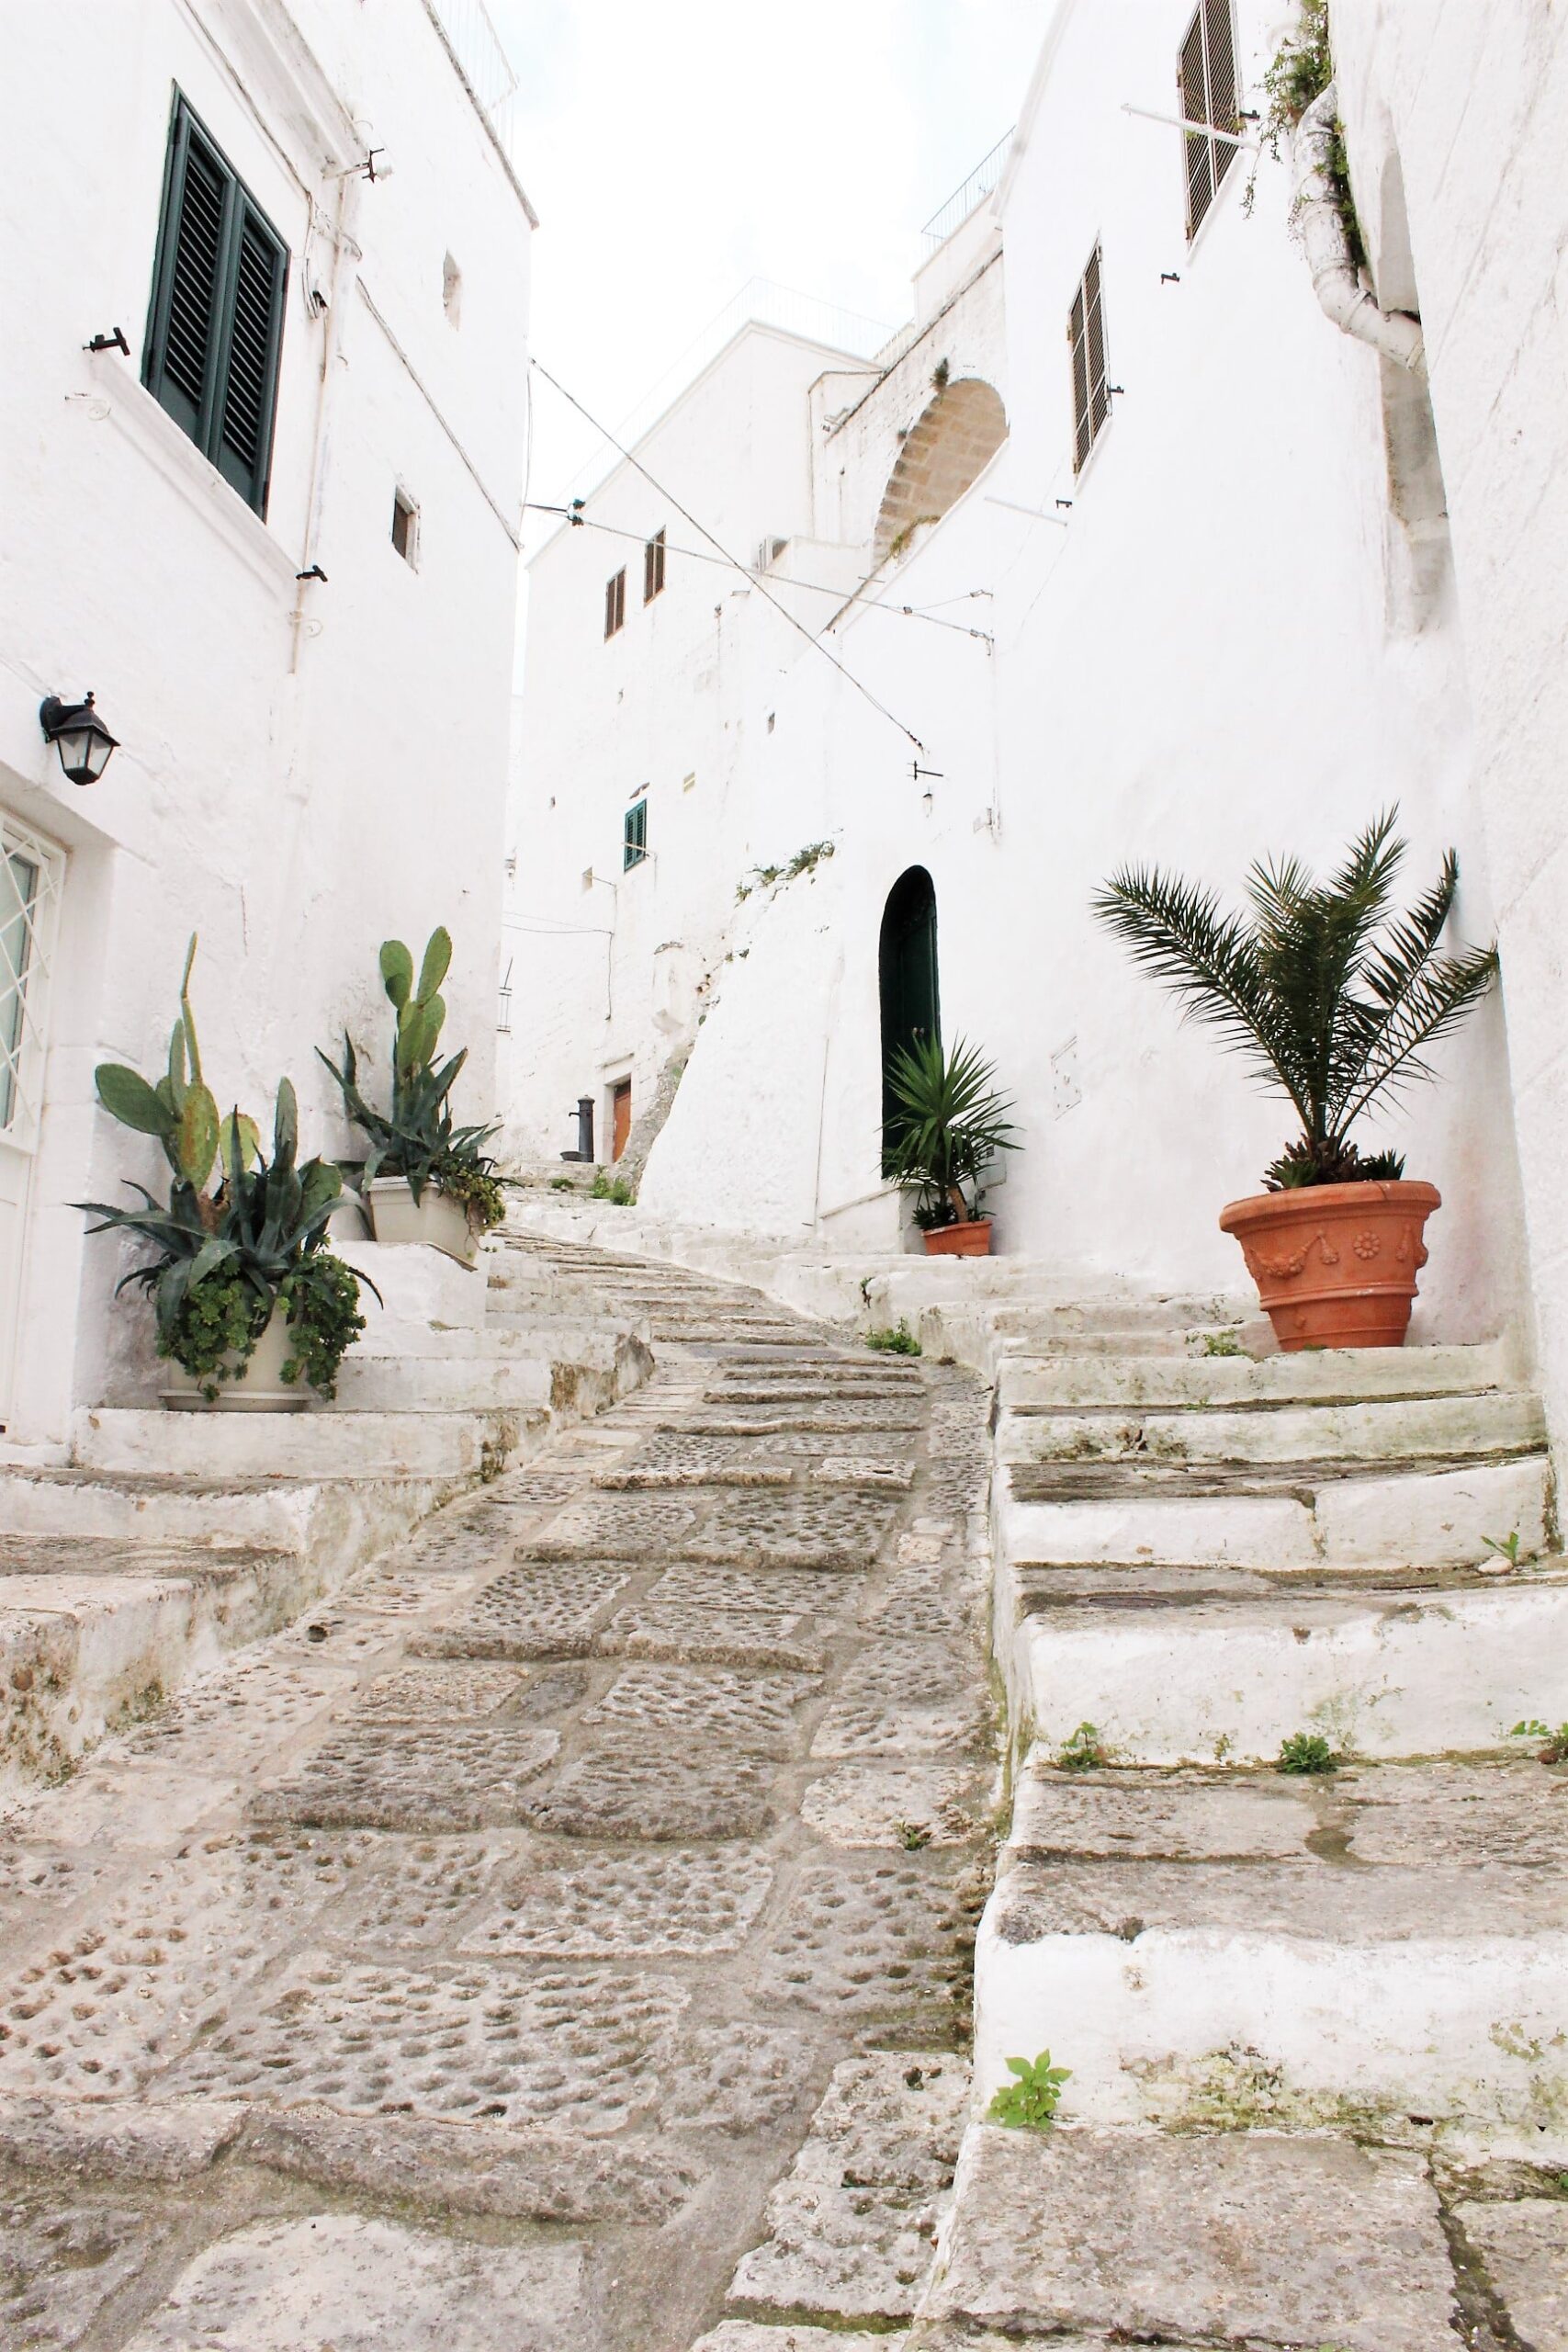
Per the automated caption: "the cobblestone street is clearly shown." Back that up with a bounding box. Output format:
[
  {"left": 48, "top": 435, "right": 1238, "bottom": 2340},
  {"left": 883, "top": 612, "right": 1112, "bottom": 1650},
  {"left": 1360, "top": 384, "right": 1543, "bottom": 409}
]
[{"left": 0, "top": 1242, "right": 995, "bottom": 2351}]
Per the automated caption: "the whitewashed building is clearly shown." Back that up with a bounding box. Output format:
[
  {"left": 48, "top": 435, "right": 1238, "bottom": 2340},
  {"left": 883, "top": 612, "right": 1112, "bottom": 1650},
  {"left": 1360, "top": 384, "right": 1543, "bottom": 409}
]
[
  {"left": 509, "top": 0, "right": 1568, "bottom": 1459},
  {"left": 0, "top": 0, "right": 533, "bottom": 1445}
]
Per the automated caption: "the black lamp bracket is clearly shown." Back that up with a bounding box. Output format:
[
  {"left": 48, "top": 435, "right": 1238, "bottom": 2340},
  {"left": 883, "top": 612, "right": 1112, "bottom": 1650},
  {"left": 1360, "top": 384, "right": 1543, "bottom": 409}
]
[{"left": 85, "top": 328, "right": 130, "bottom": 356}]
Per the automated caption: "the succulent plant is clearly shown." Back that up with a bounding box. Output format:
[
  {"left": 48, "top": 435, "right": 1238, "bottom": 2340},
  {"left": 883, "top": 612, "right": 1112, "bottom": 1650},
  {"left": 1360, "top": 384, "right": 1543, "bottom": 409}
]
[{"left": 93, "top": 937, "right": 260, "bottom": 1204}]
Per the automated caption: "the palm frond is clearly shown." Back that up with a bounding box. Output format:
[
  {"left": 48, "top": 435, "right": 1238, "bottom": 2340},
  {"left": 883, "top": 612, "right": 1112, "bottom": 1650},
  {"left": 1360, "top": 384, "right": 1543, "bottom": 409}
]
[{"left": 1338, "top": 943, "right": 1500, "bottom": 1128}]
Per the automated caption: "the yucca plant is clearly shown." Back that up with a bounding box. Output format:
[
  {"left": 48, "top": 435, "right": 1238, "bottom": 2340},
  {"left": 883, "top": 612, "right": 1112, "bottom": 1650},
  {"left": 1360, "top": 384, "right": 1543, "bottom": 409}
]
[
  {"left": 884, "top": 1034, "right": 1018, "bottom": 1227},
  {"left": 80, "top": 955, "right": 373, "bottom": 1399},
  {"left": 1092, "top": 809, "right": 1497, "bottom": 1190},
  {"left": 319, "top": 927, "right": 509, "bottom": 1231}
]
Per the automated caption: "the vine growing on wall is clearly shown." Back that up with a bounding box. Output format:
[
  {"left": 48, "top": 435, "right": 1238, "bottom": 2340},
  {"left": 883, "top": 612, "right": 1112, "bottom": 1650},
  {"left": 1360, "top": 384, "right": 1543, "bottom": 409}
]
[
  {"left": 734, "top": 839, "right": 837, "bottom": 904},
  {"left": 1244, "top": 0, "right": 1364, "bottom": 267}
]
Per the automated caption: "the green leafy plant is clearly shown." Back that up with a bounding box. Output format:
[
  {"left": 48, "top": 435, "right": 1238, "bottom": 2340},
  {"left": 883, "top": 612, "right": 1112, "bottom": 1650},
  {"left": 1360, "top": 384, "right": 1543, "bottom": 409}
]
[
  {"left": 1092, "top": 810, "right": 1497, "bottom": 1191},
  {"left": 1483, "top": 1530, "right": 1528, "bottom": 1568},
  {"left": 735, "top": 839, "right": 836, "bottom": 904},
  {"left": 1197, "top": 1330, "right": 1246, "bottom": 1358},
  {"left": 1056, "top": 1722, "right": 1111, "bottom": 1772},
  {"left": 865, "top": 1322, "right": 921, "bottom": 1357},
  {"left": 1510, "top": 1720, "right": 1568, "bottom": 1764},
  {"left": 884, "top": 1034, "right": 1018, "bottom": 1228},
  {"left": 80, "top": 1021, "right": 372, "bottom": 1401},
  {"left": 987, "top": 2051, "right": 1071, "bottom": 2132},
  {"left": 590, "top": 1170, "right": 635, "bottom": 1204},
  {"left": 896, "top": 1819, "right": 932, "bottom": 1851},
  {"left": 1279, "top": 1731, "right": 1337, "bottom": 1774},
  {"left": 319, "top": 928, "right": 510, "bottom": 1235}
]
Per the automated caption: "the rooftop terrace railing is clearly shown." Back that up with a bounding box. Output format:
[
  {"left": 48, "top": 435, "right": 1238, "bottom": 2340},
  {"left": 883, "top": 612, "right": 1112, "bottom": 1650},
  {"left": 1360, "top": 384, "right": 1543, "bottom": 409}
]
[
  {"left": 920, "top": 129, "right": 1014, "bottom": 253},
  {"left": 427, "top": 0, "right": 519, "bottom": 142}
]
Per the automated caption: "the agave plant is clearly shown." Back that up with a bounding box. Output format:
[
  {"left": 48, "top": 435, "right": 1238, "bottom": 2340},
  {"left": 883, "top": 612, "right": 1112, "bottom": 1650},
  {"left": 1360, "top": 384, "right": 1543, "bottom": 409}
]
[
  {"left": 884, "top": 1034, "right": 1018, "bottom": 1227},
  {"left": 1092, "top": 809, "right": 1498, "bottom": 1189},
  {"left": 319, "top": 927, "right": 509, "bottom": 1230},
  {"left": 80, "top": 1069, "right": 372, "bottom": 1400},
  {"left": 91, "top": 937, "right": 259, "bottom": 1220}
]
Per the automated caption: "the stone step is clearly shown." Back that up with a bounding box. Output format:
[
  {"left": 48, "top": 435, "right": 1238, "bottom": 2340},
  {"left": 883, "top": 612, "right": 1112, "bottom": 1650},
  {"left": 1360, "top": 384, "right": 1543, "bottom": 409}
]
[
  {"left": 339, "top": 1326, "right": 649, "bottom": 1414},
  {"left": 973, "top": 1753, "right": 1568, "bottom": 2145},
  {"left": 995, "top": 1450, "right": 1550, "bottom": 1570},
  {"left": 71, "top": 1407, "right": 536, "bottom": 1483},
  {"left": 998, "top": 1340, "right": 1516, "bottom": 1411},
  {"left": 999, "top": 1388, "right": 1546, "bottom": 1466},
  {"left": 919, "top": 2123, "right": 1471, "bottom": 2349},
  {"left": 999, "top": 1559, "right": 1568, "bottom": 1762}
]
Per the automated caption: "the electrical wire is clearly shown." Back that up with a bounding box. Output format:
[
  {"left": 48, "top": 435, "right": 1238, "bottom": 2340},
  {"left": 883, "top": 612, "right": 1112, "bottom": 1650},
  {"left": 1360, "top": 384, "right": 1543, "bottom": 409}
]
[
  {"left": 530, "top": 360, "right": 929, "bottom": 749},
  {"left": 523, "top": 505, "right": 992, "bottom": 642}
]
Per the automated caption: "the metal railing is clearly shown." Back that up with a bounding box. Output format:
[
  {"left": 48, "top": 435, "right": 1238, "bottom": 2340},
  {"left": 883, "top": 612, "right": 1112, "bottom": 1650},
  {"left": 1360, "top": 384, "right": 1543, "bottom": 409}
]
[
  {"left": 920, "top": 129, "right": 1014, "bottom": 253},
  {"left": 428, "top": 0, "right": 519, "bottom": 141}
]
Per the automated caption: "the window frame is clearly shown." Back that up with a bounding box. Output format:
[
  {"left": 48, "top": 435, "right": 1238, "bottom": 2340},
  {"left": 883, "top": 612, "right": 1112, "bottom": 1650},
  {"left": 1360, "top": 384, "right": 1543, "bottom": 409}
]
[
  {"left": 141, "top": 88, "right": 289, "bottom": 519},
  {"left": 623, "top": 795, "right": 649, "bottom": 870},
  {"left": 391, "top": 486, "right": 420, "bottom": 567},
  {"left": 1067, "top": 242, "right": 1111, "bottom": 475},
  {"left": 1179, "top": 0, "right": 1241, "bottom": 243},
  {"left": 643, "top": 526, "right": 666, "bottom": 604},
  {"left": 604, "top": 567, "right": 627, "bottom": 638}
]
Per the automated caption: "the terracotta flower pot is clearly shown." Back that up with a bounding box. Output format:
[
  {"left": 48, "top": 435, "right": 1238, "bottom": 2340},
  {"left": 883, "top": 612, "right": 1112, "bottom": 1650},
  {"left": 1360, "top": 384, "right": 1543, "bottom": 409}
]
[
  {"left": 1219, "top": 1179, "right": 1441, "bottom": 1351},
  {"left": 923, "top": 1217, "right": 993, "bottom": 1258}
]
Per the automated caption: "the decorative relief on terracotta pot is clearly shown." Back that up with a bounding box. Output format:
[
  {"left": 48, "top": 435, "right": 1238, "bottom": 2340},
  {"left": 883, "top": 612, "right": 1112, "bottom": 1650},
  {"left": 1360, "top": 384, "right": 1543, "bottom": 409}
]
[
  {"left": 1252, "top": 1227, "right": 1341, "bottom": 1283},
  {"left": 1353, "top": 1232, "right": 1381, "bottom": 1260}
]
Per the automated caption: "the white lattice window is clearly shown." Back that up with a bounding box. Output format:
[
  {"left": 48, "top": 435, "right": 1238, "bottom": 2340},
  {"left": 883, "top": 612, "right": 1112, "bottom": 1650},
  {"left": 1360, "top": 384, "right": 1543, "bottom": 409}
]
[{"left": 0, "top": 813, "right": 66, "bottom": 1149}]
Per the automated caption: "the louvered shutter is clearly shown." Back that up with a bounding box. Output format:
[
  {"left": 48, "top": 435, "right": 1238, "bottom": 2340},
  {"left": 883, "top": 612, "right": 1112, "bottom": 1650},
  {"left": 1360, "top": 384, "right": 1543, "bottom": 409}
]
[
  {"left": 1068, "top": 246, "right": 1109, "bottom": 472},
  {"left": 1179, "top": 12, "right": 1215, "bottom": 236},
  {"left": 143, "top": 94, "right": 288, "bottom": 516},
  {"left": 1205, "top": 0, "right": 1239, "bottom": 193}
]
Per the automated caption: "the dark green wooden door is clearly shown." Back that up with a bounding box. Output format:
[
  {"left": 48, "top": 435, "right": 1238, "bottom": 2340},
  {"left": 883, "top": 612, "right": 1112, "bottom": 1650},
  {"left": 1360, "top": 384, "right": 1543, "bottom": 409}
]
[{"left": 879, "top": 866, "right": 940, "bottom": 1165}]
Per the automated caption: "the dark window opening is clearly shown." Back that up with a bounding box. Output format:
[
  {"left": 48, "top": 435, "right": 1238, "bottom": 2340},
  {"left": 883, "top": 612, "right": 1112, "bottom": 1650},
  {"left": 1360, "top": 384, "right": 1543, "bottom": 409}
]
[
  {"left": 604, "top": 568, "right": 626, "bottom": 638},
  {"left": 643, "top": 527, "right": 666, "bottom": 603},
  {"left": 142, "top": 90, "right": 288, "bottom": 517},
  {"left": 879, "top": 865, "right": 940, "bottom": 1171},
  {"left": 391, "top": 488, "right": 418, "bottom": 564},
  {"left": 1068, "top": 243, "right": 1110, "bottom": 472},
  {"left": 1179, "top": 0, "right": 1240, "bottom": 240},
  {"left": 623, "top": 796, "right": 648, "bottom": 869}
]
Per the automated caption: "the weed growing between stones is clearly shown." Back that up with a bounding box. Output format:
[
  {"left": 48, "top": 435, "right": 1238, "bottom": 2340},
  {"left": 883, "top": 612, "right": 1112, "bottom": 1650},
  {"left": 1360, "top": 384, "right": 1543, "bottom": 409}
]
[
  {"left": 1484, "top": 1529, "right": 1530, "bottom": 1568},
  {"left": 1196, "top": 1329, "right": 1246, "bottom": 1357},
  {"left": 896, "top": 1820, "right": 933, "bottom": 1850},
  {"left": 865, "top": 1322, "right": 921, "bottom": 1357},
  {"left": 1056, "top": 1722, "right": 1111, "bottom": 1772},
  {"left": 1510, "top": 1719, "right": 1568, "bottom": 1764},
  {"left": 1278, "top": 1731, "right": 1337, "bottom": 1774},
  {"left": 590, "top": 1171, "right": 635, "bottom": 1205},
  {"left": 987, "top": 2051, "right": 1071, "bottom": 2131}
]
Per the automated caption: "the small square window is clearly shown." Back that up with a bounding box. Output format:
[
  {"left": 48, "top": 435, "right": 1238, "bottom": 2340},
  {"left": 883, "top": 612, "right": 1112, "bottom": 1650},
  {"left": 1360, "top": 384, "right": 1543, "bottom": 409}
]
[
  {"left": 391, "top": 488, "right": 419, "bottom": 565},
  {"left": 623, "top": 796, "right": 648, "bottom": 869},
  {"left": 643, "top": 526, "right": 666, "bottom": 603},
  {"left": 604, "top": 568, "right": 626, "bottom": 637}
]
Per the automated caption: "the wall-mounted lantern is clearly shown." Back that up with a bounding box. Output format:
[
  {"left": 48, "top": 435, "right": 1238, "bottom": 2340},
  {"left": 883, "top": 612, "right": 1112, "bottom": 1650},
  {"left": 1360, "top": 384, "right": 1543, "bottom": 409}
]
[{"left": 39, "top": 692, "right": 118, "bottom": 786}]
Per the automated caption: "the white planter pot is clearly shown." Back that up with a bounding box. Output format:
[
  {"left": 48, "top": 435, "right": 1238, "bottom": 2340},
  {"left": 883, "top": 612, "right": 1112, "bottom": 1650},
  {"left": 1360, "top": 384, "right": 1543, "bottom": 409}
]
[
  {"left": 366, "top": 1176, "right": 479, "bottom": 1268},
  {"left": 161, "top": 1302, "right": 310, "bottom": 1413}
]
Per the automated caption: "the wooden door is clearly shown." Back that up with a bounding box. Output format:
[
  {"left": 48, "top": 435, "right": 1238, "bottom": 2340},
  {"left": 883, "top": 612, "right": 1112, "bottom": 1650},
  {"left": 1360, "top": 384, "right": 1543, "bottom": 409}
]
[
  {"left": 611, "top": 1079, "right": 632, "bottom": 1162},
  {"left": 878, "top": 865, "right": 940, "bottom": 1167}
]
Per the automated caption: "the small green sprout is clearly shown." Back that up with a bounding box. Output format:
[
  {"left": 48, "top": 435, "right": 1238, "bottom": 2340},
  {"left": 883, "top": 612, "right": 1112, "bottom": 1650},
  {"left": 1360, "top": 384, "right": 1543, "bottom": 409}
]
[
  {"left": 865, "top": 1322, "right": 921, "bottom": 1356},
  {"left": 1199, "top": 1330, "right": 1246, "bottom": 1357},
  {"left": 1278, "top": 1732, "right": 1337, "bottom": 1775},
  {"left": 1483, "top": 1530, "right": 1528, "bottom": 1567},
  {"left": 1056, "top": 1722, "right": 1111, "bottom": 1772},
  {"left": 987, "top": 2051, "right": 1071, "bottom": 2132},
  {"left": 589, "top": 1171, "right": 635, "bottom": 1205},
  {"left": 895, "top": 1819, "right": 932, "bottom": 1850},
  {"left": 1510, "top": 1719, "right": 1568, "bottom": 1764}
]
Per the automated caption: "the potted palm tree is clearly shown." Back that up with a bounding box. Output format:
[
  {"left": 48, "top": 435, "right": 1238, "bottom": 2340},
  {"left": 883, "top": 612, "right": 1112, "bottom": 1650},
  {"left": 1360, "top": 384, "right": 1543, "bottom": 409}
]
[
  {"left": 79, "top": 941, "right": 371, "bottom": 1407},
  {"left": 319, "top": 929, "right": 508, "bottom": 1269},
  {"left": 885, "top": 1034, "right": 1019, "bottom": 1256},
  {"left": 1093, "top": 810, "right": 1498, "bottom": 1349}
]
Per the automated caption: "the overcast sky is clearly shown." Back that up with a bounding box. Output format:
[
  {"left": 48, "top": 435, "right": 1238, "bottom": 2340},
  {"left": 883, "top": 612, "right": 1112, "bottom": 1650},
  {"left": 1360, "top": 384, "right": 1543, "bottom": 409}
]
[{"left": 487, "top": 2, "right": 1049, "bottom": 531}]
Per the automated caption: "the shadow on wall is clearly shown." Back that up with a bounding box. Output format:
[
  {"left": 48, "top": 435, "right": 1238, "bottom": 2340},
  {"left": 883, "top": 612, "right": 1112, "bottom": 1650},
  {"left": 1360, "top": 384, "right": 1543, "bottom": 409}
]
[{"left": 874, "top": 379, "right": 1007, "bottom": 562}]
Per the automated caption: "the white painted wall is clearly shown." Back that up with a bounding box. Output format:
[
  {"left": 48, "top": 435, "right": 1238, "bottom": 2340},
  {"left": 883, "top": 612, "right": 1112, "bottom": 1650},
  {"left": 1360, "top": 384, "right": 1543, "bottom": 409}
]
[{"left": 0, "top": 0, "right": 531, "bottom": 1440}]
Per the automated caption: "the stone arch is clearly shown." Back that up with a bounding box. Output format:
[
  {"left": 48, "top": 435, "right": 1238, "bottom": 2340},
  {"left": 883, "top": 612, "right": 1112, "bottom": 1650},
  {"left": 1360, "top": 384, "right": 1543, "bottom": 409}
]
[{"left": 873, "top": 378, "right": 1007, "bottom": 562}]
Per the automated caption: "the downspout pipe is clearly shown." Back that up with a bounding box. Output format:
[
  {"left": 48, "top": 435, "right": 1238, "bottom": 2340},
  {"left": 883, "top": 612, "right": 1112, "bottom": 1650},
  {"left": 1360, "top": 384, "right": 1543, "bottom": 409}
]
[{"left": 1292, "top": 83, "right": 1425, "bottom": 370}]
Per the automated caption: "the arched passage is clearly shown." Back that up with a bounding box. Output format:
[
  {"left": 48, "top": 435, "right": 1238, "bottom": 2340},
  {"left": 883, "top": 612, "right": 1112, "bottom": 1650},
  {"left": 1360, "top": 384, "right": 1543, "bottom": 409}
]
[
  {"left": 879, "top": 865, "right": 940, "bottom": 1165},
  {"left": 874, "top": 378, "right": 1008, "bottom": 562}
]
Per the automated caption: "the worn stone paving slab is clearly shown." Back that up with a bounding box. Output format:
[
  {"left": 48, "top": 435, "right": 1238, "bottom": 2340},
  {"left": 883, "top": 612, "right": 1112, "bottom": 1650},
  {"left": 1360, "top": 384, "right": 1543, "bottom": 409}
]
[
  {"left": 802, "top": 1764, "right": 984, "bottom": 1848},
  {"left": 250, "top": 1724, "right": 560, "bottom": 1830},
  {"left": 757, "top": 1859, "right": 976, "bottom": 2031},
  {"left": 348, "top": 1661, "right": 526, "bottom": 1719},
  {"left": 0, "top": 2186, "right": 163, "bottom": 2348},
  {"left": 686, "top": 1491, "right": 899, "bottom": 1568},
  {"left": 321, "top": 1835, "right": 508, "bottom": 1949},
  {"left": 465, "top": 1845, "right": 775, "bottom": 1957},
  {"left": 584, "top": 1664, "right": 818, "bottom": 1751},
  {"left": 527, "top": 1741, "right": 777, "bottom": 1839},
  {"left": 410, "top": 1560, "right": 633, "bottom": 1657},
  {"left": 812, "top": 1642, "right": 987, "bottom": 1758},
  {"left": 694, "top": 2327, "right": 908, "bottom": 2351},
  {"left": 1455, "top": 2197, "right": 1568, "bottom": 2349},
  {"left": 927, "top": 2125, "right": 1457, "bottom": 2350},
  {"left": 120, "top": 2214, "right": 604, "bottom": 2352}
]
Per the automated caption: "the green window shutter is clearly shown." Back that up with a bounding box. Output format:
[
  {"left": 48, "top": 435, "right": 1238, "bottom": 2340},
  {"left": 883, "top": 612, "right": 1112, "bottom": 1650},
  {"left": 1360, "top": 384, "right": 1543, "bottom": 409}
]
[
  {"left": 623, "top": 798, "right": 648, "bottom": 869},
  {"left": 143, "top": 93, "right": 288, "bottom": 516}
]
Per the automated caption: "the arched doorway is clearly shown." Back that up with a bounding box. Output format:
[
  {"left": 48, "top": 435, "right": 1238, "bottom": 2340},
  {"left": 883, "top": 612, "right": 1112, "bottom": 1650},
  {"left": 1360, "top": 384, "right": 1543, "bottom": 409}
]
[{"left": 879, "top": 865, "right": 940, "bottom": 1167}]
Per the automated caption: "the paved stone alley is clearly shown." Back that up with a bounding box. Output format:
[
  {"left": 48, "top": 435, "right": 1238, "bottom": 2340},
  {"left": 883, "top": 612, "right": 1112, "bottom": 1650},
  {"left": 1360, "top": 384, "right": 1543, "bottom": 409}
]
[{"left": 0, "top": 1238, "right": 995, "bottom": 2351}]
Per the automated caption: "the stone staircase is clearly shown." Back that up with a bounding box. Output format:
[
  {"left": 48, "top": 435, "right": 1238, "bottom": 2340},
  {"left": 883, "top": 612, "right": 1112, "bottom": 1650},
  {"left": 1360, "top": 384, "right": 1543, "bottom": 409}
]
[
  {"left": 908, "top": 1297, "right": 1568, "bottom": 2350},
  {"left": 0, "top": 1237, "right": 651, "bottom": 1790}
]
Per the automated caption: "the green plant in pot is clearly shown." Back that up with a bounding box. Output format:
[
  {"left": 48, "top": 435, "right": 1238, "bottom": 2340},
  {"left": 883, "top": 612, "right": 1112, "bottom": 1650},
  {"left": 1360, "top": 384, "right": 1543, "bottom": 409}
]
[
  {"left": 319, "top": 927, "right": 509, "bottom": 1268},
  {"left": 1092, "top": 809, "right": 1498, "bottom": 1349},
  {"left": 78, "top": 941, "right": 371, "bottom": 1407},
  {"left": 884, "top": 1034, "right": 1018, "bottom": 1257}
]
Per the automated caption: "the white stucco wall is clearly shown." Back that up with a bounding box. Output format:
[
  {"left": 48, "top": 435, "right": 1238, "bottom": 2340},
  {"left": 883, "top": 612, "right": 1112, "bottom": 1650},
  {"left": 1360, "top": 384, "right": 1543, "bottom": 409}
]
[{"left": 0, "top": 0, "right": 531, "bottom": 1438}]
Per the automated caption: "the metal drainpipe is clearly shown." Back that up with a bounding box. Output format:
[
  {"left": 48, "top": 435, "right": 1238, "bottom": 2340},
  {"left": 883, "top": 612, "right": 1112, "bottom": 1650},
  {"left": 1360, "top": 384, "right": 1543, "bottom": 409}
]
[{"left": 1292, "top": 83, "right": 1425, "bottom": 370}]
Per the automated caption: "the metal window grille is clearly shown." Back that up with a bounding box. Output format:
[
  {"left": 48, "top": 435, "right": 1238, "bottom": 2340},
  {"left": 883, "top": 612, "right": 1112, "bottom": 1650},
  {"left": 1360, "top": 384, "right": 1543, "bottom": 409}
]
[
  {"left": 604, "top": 568, "right": 626, "bottom": 638},
  {"left": 643, "top": 528, "right": 666, "bottom": 603},
  {"left": 142, "top": 92, "right": 288, "bottom": 517},
  {"left": 1179, "top": 0, "right": 1240, "bottom": 240},
  {"left": 0, "top": 815, "right": 65, "bottom": 1148},
  {"left": 623, "top": 797, "right": 648, "bottom": 870},
  {"left": 1068, "top": 244, "right": 1110, "bottom": 472}
]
